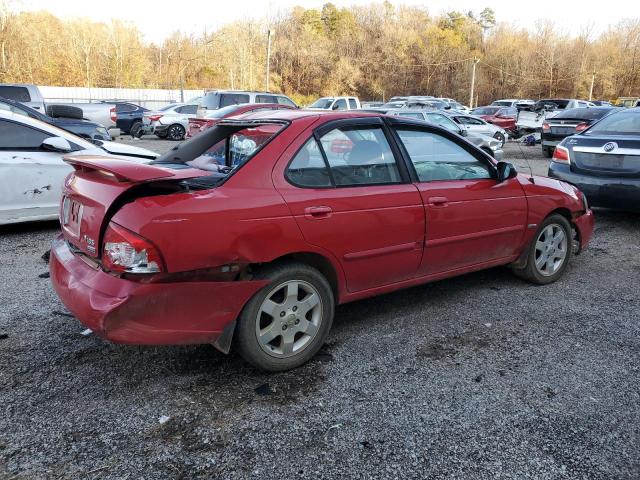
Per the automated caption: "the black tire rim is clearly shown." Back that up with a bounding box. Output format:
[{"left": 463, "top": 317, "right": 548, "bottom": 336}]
[{"left": 168, "top": 125, "right": 183, "bottom": 140}]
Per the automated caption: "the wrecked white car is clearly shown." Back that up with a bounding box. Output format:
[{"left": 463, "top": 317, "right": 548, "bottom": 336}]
[{"left": 0, "top": 111, "right": 158, "bottom": 225}]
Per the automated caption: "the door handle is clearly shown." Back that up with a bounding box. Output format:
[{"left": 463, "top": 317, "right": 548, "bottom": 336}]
[
  {"left": 428, "top": 196, "right": 449, "bottom": 207},
  {"left": 304, "top": 206, "right": 333, "bottom": 219}
]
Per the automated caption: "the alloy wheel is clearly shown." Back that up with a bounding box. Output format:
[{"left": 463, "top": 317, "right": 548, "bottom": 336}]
[
  {"left": 534, "top": 224, "right": 568, "bottom": 276},
  {"left": 168, "top": 125, "right": 184, "bottom": 140},
  {"left": 255, "top": 280, "right": 323, "bottom": 358}
]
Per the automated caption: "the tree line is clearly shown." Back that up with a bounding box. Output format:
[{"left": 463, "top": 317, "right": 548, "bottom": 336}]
[{"left": 0, "top": 2, "right": 639, "bottom": 106}]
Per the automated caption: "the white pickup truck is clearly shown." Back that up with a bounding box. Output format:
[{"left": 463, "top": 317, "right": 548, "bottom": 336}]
[
  {"left": 0, "top": 83, "right": 120, "bottom": 137},
  {"left": 307, "top": 96, "right": 361, "bottom": 110}
]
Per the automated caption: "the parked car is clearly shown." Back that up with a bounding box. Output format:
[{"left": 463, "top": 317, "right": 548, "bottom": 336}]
[
  {"left": 471, "top": 106, "right": 518, "bottom": 133},
  {"left": 102, "top": 101, "right": 148, "bottom": 136},
  {"left": 49, "top": 109, "right": 594, "bottom": 371},
  {"left": 534, "top": 99, "right": 595, "bottom": 114},
  {"left": 0, "top": 83, "right": 119, "bottom": 137},
  {"left": 0, "top": 97, "right": 111, "bottom": 141},
  {"left": 308, "top": 96, "right": 361, "bottom": 110},
  {"left": 0, "top": 111, "right": 158, "bottom": 225},
  {"left": 141, "top": 103, "right": 198, "bottom": 140},
  {"left": 449, "top": 112, "right": 508, "bottom": 146},
  {"left": 388, "top": 109, "right": 503, "bottom": 159},
  {"left": 186, "top": 103, "right": 296, "bottom": 138},
  {"left": 541, "top": 107, "right": 618, "bottom": 157},
  {"left": 548, "top": 108, "right": 640, "bottom": 211},
  {"left": 361, "top": 101, "right": 384, "bottom": 109},
  {"left": 196, "top": 90, "right": 297, "bottom": 117}
]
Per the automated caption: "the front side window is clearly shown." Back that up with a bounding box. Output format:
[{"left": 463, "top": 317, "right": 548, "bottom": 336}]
[
  {"left": 277, "top": 96, "right": 296, "bottom": 107},
  {"left": 256, "top": 95, "right": 277, "bottom": 103},
  {"left": 286, "top": 138, "right": 331, "bottom": 187},
  {"left": 348, "top": 98, "right": 357, "bottom": 109},
  {"left": 319, "top": 127, "right": 400, "bottom": 186},
  {"left": 395, "top": 128, "right": 492, "bottom": 182},
  {"left": 0, "top": 120, "right": 50, "bottom": 149},
  {"left": 332, "top": 99, "right": 347, "bottom": 111},
  {"left": 426, "top": 113, "right": 459, "bottom": 133},
  {"left": 219, "top": 94, "right": 250, "bottom": 107}
]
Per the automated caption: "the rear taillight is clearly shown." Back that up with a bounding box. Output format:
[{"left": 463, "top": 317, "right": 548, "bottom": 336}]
[
  {"left": 575, "top": 122, "right": 588, "bottom": 132},
  {"left": 110, "top": 107, "right": 117, "bottom": 123},
  {"left": 149, "top": 115, "right": 162, "bottom": 122},
  {"left": 102, "top": 222, "right": 165, "bottom": 274},
  {"left": 552, "top": 145, "right": 571, "bottom": 164},
  {"left": 542, "top": 122, "right": 551, "bottom": 133}
]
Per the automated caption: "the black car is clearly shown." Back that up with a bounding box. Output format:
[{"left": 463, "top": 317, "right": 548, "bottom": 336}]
[
  {"left": 541, "top": 107, "right": 618, "bottom": 157},
  {"left": 0, "top": 97, "right": 111, "bottom": 141},
  {"left": 101, "top": 101, "right": 148, "bottom": 136},
  {"left": 548, "top": 108, "right": 640, "bottom": 211}
]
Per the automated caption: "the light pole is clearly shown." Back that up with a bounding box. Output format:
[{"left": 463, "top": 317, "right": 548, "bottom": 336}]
[
  {"left": 265, "top": 29, "right": 272, "bottom": 92},
  {"left": 469, "top": 58, "right": 479, "bottom": 108},
  {"left": 589, "top": 71, "right": 595, "bottom": 101}
]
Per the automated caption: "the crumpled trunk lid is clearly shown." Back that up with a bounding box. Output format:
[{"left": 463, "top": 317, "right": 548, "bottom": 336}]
[{"left": 60, "top": 155, "right": 206, "bottom": 258}]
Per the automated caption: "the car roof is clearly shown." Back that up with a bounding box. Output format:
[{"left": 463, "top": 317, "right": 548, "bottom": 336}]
[{"left": 239, "top": 109, "right": 386, "bottom": 123}]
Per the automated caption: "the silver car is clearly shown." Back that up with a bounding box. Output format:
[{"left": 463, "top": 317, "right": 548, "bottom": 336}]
[
  {"left": 141, "top": 103, "right": 198, "bottom": 140},
  {"left": 449, "top": 113, "right": 508, "bottom": 146}
]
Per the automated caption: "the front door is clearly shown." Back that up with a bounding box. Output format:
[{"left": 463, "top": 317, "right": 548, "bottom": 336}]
[
  {"left": 275, "top": 118, "right": 425, "bottom": 292},
  {"left": 390, "top": 122, "right": 528, "bottom": 275}
]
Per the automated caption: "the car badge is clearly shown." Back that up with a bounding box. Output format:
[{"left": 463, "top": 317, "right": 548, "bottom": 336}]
[{"left": 603, "top": 142, "right": 617, "bottom": 152}]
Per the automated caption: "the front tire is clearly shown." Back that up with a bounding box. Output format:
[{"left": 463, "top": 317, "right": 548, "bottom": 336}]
[
  {"left": 235, "top": 262, "right": 334, "bottom": 371},
  {"left": 512, "top": 214, "right": 572, "bottom": 285}
]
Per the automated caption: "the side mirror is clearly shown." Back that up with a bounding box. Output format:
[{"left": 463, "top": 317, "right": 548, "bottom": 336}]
[
  {"left": 41, "top": 137, "right": 72, "bottom": 152},
  {"left": 496, "top": 161, "right": 518, "bottom": 182}
]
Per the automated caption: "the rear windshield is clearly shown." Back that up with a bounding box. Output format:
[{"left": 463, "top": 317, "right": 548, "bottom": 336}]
[
  {"left": 309, "top": 98, "right": 334, "bottom": 109},
  {"left": 155, "top": 122, "right": 287, "bottom": 179},
  {"left": 491, "top": 101, "right": 512, "bottom": 106},
  {"left": 583, "top": 111, "right": 640, "bottom": 136},
  {"left": 554, "top": 108, "right": 613, "bottom": 120},
  {"left": 536, "top": 99, "right": 570, "bottom": 110},
  {"left": 472, "top": 107, "right": 500, "bottom": 115}
]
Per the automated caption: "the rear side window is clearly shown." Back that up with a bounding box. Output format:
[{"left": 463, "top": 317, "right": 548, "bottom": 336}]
[
  {"left": 319, "top": 127, "right": 400, "bottom": 186},
  {"left": 348, "top": 98, "right": 357, "bottom": 109},
  {"left": 220, "top": 94, "right": 250, "bottom": 107},
  {"left": 0, "top": 120, "right": 49, "bottom": 149},
  {"left": 0, "top": 86, "right": 31, "bottom": 102},
  {"left": 286, "top": 138, "right": 332, "bottom": 187},
  {"left": 277, "top": 96, "right": 296, "bottom": 107},
  {"left": 115, "top": 103, "right": 137, "bottom": 113},
  {"left": 178, "top": 104, "right": 198, "bottom": 114},
  {"left": 395, "top": 128, "right": 491, "bottom": 182},
  {"left": 256, "top": 95, "right": 277, "bottom": 103}
]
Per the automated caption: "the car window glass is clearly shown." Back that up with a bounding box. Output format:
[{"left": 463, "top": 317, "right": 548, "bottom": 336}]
[
  {"left": 220, "top": 94, "right": 250, "bottom": 107},
  {"left": 0, "top": 103, "right": 29, "bottom": 117},
  {"left": 396, "top": 112, "right": 423, "bottom": 120},
  {"left": 256, "top": 95, "right": 277, "bottom": 103},
  {"left": 585, "top": 111, "right": 640, "bottom": 136},
  {"left": 348, "top": 98, "right": 357, "bottom": 109},
  {"left": 0, "top": 120, "right": 50, "bottom": 149},
  {"left": 318, "top": 127, "right": 400, "bottom": 186},
  {"left": 182, "top": 104, "right": 198, "bottom": 114},
  {"left": 286, "top": 138, "right": 331, "bottom": 187},
  {"left": 395, "top": 128, "right": 492, "bottom": 182},
  {"left": 426, "top": 113, "right": 459, "bottom": 132},
  {"left": 464, "top": 117, "right": 484, "bottom": 125},
  {"left": 0, "top": 86, "right": 31, "bottom": 102},
  {"left": 332, "top": 99, "right": 347, "bottom": 111},
  {"left": 277, "top": 96, "right": 296, "bottom": 107}
]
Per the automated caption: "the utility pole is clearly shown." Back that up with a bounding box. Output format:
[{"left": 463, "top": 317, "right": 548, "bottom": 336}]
[
  {"left": 469, "top": 58, "right": 479, "bottom": 108},
  {"left": 589, "top": 71, "right": 595, "bottom": 101},
  {"left": 265, "top": 29, "right": 272, "bottom": 92}
]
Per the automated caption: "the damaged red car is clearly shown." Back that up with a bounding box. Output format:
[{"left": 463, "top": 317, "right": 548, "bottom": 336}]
[{"left": 50, "top": 110, "right": 594, "bottom": 371}]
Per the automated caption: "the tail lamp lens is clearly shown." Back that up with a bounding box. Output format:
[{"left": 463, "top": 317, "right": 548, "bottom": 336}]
[
  {"left": 110, "top": 107, "right": 117, "bottom": 123},
  {"left": 542, "top": 122, "right": 551, "bottom": 133},
  {"left": 552, "top": 145, "right": 571, "bottom": 164},
  {"left": 102, "top": 222, "right": 164, "bottom": 274},
  {"left": 149, "top": 115, "right": 162, "bottom": 122},
  {"left": 575, "top": 122, "right": 588, "bottom": 132}
]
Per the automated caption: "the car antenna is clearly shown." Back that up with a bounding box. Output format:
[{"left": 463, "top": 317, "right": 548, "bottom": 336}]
[{"left": 514, "top": 134, "right": 536, "bottom": 184}]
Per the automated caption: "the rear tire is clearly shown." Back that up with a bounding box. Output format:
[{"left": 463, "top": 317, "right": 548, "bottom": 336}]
[
  {"left": 166, "top": 124, "right": 185, "bottom": 141},
  {"left": 512, "top": 214, "right": 572, "bottom": 285},
  {"left": 129, "top": 120, "right": 142, "bottom": 138},
  {"left": 235, "top": 262, "right": 334, "bottom": 372}
]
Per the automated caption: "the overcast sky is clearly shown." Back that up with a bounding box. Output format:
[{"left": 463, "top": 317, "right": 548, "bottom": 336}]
[{"left": 16, "top": 0, "right": 629, "bottom": 44}]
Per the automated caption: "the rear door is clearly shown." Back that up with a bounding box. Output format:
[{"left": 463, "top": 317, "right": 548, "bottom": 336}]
[
  {"left": 275, "top": 117, "right": 425, "bottom": 292},
  {"left": 389, "top": 119, "right": 527, "bottom": 275},
  {"left": 0, "top": 119, "right": 71, "bottom": 223}
]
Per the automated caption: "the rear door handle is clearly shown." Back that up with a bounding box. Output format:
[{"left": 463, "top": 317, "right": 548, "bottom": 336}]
[
  {"left": 428, "top": 196, "right": 449, "bottom": 207},
  {"left": 304, "top": 206, "right": 333, "bottom": 219}
]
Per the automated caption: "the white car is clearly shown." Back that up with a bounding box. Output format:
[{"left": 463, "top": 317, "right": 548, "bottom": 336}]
[
  {"left": 142, "top": 103, "right": 198, "bottom": 140},
  {"left": 449, "top": 113, "right": 509, "bottom": 146},
  {"left": 0, "top": 110, "right": 158, "bottom": 225}
]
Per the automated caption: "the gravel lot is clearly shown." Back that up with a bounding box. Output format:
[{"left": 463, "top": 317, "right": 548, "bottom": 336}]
[{"left": 1, "top": 140, "right": 639, "bottom": 479}]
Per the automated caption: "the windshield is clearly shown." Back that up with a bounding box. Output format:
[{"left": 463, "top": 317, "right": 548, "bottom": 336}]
[
  {"left": 309, "top": 98, "right": 334, "bottom": 109},
  {"left": 472, "top": 107, "right": 500, "bottom": 115},
  {"left": 205, "top": 104, "right": 242, "bottom": 119},
  {"left": 583, "top": 111, "right": 640, "bottom": 136},
  {"left": 536, "top": 99, "right": 570, "bottom": 110}
]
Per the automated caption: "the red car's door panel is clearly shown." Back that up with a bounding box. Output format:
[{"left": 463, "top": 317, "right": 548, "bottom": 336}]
[{"left": 416, "top": 178, "right": 527, "bottom": 275}]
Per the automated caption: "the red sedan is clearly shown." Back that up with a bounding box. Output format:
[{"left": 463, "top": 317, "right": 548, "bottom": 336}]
[
  {"left": 471, "top": 106, "right": 518, "bottom": 132},
  {"left": 186, "top": 103, "right": 295, "bottom": 138},
  {"left": 50, "top": 110, "right": 594, "bottom": 371}
]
